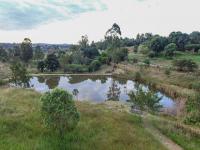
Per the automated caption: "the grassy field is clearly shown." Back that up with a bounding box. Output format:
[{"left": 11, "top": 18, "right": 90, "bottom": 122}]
[
  {"left": 128, "top": 51, "right": 200, "bottom": 67},
  {"left": 150, "top": 116, "right": 200, "bottom": 150},
  {"left": 0, "top": 88, "right": 167, "bottom": 150}
]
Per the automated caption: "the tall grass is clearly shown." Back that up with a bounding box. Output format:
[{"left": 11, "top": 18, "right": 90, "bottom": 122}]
[{"left": 0, "top": 88, "right": 167, "bottom": 150}]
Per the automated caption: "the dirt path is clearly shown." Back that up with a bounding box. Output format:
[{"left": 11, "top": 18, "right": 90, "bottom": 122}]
[
  {"left": 143, "top": 114, "right": 183, "bottom": 150},
  {"left": 103, "top": 102, "right": 184, "bottom": 150}
]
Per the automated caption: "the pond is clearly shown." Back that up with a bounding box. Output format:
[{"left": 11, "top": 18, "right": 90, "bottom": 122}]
[{"left": 28, "top": 75, "right": 177, "bottom": 113}]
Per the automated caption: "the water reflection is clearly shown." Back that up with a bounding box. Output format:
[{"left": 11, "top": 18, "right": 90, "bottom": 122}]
[
  {"left": 29, "top": 76, "right": 176, "bottom": 110},
  {"left": 107, "top": 80, "right": 121, "bottom": 101}
]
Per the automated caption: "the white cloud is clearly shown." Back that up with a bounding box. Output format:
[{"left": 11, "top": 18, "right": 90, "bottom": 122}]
[{"left": 0, "top": 0, "right": 200, "bottom": 43}]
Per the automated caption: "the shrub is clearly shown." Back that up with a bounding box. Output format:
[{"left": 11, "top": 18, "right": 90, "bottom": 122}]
[
  {"left": 134, "top": 72, "right": 142, "bottom": 81},
  {"left": 143, "top": 59, "right": 150, "bottom": 66},
  {"left": 89, "top": 60, "right": 101, "bottom": 72},
  {"left": 173, "top": 59, "right": 198, "bottom": 72},
  {"left": 148, "top": 51, "right": 156, "bottom": 58},
  {"left": 132, "top": 58, "right": 138, "bottom": 64},
  {"left": 10, "top": 62, "right": 30, "bottom": 87},
  {"left": 164, "top": 43, "right": 177, "bottom": 57},
  {"left": 138, "top": 44, "right": 150, "bottom": 55},
  {"left": 41, "top": 88, "right": 80, "bottom": 137},
  {"left": 128, "top": 86, "right": 162, "bottom": 113},
  {"left": 37, "top": 61, "right": 46, "bottom": 72},
  {"left": 164, "top": 68, "right": 171, "bottom": 76},
  {"left": 64, "top": 64, "right": 88, "bottom": 73}
]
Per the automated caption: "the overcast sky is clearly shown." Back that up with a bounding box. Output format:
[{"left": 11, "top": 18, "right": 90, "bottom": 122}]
[{"left": 0, "top": 0, "right": 200, "bottom": 44}]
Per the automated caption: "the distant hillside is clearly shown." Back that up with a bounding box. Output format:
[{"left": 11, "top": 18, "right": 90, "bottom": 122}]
[{"left": 0, "top": 43, "right": 72, "bottom": 51}]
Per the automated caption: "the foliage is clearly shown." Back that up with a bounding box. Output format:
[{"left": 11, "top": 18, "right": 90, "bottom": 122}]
[
  {"left": 185, "top": 44, "right": 200, "bottom": 52},
  {"left": 164, "top": 43, "right": 177, "bottom": 57},
  {"left": 89, "top": 60, "right": 101, "bottom": 72},
  {"left": 37, "top": 61, "right": 46, "bottom": 72},
  {"left": 105, "top": 23, "right": 121, "bottom": 48},
  {"left": 45, "top": 53, "right": 60, "bottom": 72},
  {"left": 173, "top": 59, "right": 198, "bottom": 72},
  {"left": 149, "top": 36, "right": 168, "bottom": 54},
  {"left": 164, "top": 68, "right": 171, "bottom": 76},
  {"left": 20, "top": 38, "right": 33, "bottom": 63},
  {"left": 0, "top": 47, "right": 8, "bottom": 62},
  {"left": 143, "top": 59, "right": 150, "bottom": 66},
  {"left": 64, "top": 64, "right": 88, "bottom": 73},
  {"left": 184, "top": 94, "right": 200, "bottom": 125},
  {"left": 134, "top": 72, "right": 142, "bottom": 81},
  {"left": 10, "top": 62, "right": 30, "bottom": 86},
  {"left": 168, "top": 32, "right": 190, "bottom": 50},
  {"left": 41, "top": 88, "right": 80, "bottom": 137},
  {"left": 108, "top": 48, "right": 128, "bottom": 63},
  {"left": 107, "top": 80, "right": 121, "bottom": 101},
  {"left": 59, "top": 53, "right": 72, "bottom": 68},
  {"left": 138, "top": 44, "right": 150, "bottom": 55},
  {"left": 33, "top": 46, "right": 44, "bottom": 60},
  {"left": 128, "top": 86, "right": 162, "bottom": 113},
  {"left": 98, "top": 52, "right": 110, "bottom": 64}
]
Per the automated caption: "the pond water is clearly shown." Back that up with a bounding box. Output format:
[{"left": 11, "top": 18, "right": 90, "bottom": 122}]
[{"left": 28, "top": 75, "right": 177, "bottom": 111}]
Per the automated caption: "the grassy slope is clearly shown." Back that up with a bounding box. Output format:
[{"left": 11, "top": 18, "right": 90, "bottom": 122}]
[
  {"left": 0, "top": 88, "right": 166, "bottom": 150},
  {"left": 150, "top": 116, "right": 200, "bottom": 150}
]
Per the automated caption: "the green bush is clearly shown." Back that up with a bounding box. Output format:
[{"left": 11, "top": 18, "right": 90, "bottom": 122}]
[
  {"left": 173, "top": 59, "right": 198, "bottom": 72},
  {"left": 64, "top": 64, "right": 88, "bottom": 73},
  {"left": 134, "top": 72, "right": 142, "bottom": 81},
  {"left": 138, "top": 44, "right": 150, "bottom": 55},
  {"left": 41, "top": 88, "right": 80, "bottom": 137},
  {"left": 164, "top": 43, "right": 177, "bottom": 57},
  {"left": 89, "top": 60, "right": 101, "bottom": 72},
  {"left": 164, "top": 68, "right": 171, "bottom": 76},
  {"left": 128, "top": 86, "right": 162, "bottom": 113},
  {"left": 143, "top": 59, "right": 150, "bottom": 66},
  {"left": 148, "top": 51, "right": 156, "bottom": 58}
]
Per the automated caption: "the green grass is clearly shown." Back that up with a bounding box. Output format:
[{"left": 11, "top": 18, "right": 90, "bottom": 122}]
[
  {"left": 0, "top": 88, "right": 167, "bottom": 150},
  {"left": 151, "top": 117, "right": 200, "bottom": 150}
]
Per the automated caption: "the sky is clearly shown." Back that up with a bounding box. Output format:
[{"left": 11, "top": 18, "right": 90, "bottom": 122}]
[{"left": 0, "top": 0, "right": 200, "bottom": 44}]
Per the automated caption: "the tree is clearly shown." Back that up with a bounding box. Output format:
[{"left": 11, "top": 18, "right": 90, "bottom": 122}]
[
  {"left": 45, "top": 53, "right": 60, "bottom": 72},
  {"left": 20, "top": 38, "right": 33, "bottom": 62},
  {"left": 34, "top": 46, "right": 44, "bottom": 60},
  {"left": 41, "top": 88, "right": 80, "bottom": 137},
  {"left": 81, "top": 41, "right": 99, "bottom": 59},
  {"left": 164, "top": 43, "right": 177, "bottom": 57},
  {"left": 105, "top": 23, "right": 121, "bottom": 48},
  {"left": 79, "top": 35, "right": 89, "bottom": 49},
  {"left": 168, "top": 32, "right": 189, "bottom": 50},
  {"left": 59, "top": 53, "right": 72, "bottom": 69},
  {"left": 37, "top": 61, "right": 46, "bottom": 72},
  {"left": 128, "top": 86, "right": 162, "bottom": 113},
  {"left": 189, "top": 31, "right": 200, "bottom": 44},
  {"left": 10, "top": 62, "right": 30, "bottom": 87},
  {"left": 149, "top": 36, "right": 167, "bottom": 54},
  {"left": 107, "top": 80, "right": 121, "bottom": 101}
]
